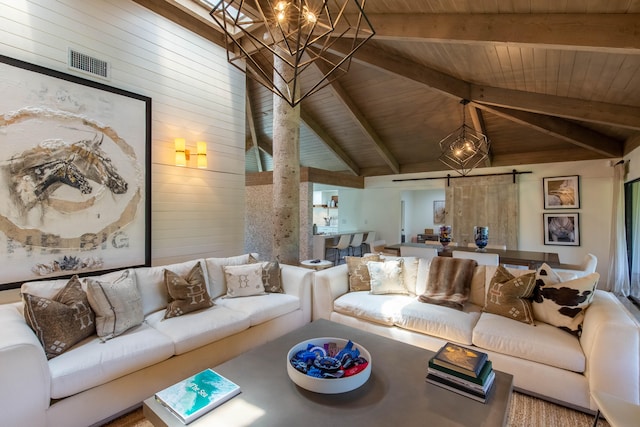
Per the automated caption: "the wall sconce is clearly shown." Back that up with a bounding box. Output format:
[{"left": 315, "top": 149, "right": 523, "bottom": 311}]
[
  {"left": 175, "top": 138, "right": 188, "bottom": 167},
  {"left": 196, "top": 141, "right": 207, "bottom": 169}
]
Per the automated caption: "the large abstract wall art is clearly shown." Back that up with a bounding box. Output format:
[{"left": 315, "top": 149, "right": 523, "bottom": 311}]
[{"left": 0, "top": 55, "right": 151, "bottom": 289}]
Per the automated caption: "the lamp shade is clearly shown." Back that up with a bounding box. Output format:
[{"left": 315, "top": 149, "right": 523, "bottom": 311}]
[{"left": 175, "top": 138, "right": 186, "bottom": 167}]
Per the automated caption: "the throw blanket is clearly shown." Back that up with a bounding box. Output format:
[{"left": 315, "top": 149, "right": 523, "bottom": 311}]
[{"left": 419, "top": 257, "right": 477, "bottom": 310}]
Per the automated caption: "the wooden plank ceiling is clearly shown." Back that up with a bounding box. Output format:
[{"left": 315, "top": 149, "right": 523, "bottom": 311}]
[{"left": 137, "top": 0, "right": 640, "bottom": 177}]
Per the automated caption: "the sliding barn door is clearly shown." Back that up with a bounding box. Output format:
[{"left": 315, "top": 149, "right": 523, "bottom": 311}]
[{"left": 445, "top": 175, "right": 518, "bottom": 249}]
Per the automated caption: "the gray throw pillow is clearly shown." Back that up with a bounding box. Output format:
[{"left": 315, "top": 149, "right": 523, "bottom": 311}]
[{"left": 86, "top": 269, "right": 144, "bottom": 341}]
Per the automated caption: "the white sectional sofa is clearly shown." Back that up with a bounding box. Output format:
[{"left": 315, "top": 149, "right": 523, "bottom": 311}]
[
  {"left": 312, "top": 256, "right": 640, "bottom": 412},
  {"left": 0, "top": 254, "right": 313, "bottom": 427}
]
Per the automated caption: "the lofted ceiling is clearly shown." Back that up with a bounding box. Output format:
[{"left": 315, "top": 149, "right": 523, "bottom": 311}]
[{"left": 136, "top": 0, "right": 640, "bottom": 178}]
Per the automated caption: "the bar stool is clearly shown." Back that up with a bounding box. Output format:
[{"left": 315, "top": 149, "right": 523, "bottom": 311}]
[
  {"left": 326, "top": 234, "right": 351, "bottom": 265},
  {"left": 361, "top": 231, "right": 376, "bottom": 254},
  {"left": 348, "top": 233, "right": 364, "bottom": 256}
]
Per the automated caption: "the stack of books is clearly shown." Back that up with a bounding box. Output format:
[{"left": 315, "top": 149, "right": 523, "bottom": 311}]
[{"left": 426, "top": 342, "right": 495, "bottom": 403}]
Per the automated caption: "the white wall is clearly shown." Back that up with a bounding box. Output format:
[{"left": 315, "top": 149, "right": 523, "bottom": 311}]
[
  {"left": 0, "top": 0, "right": 246, "bottom": 271},
  {"left": 362, "top": 160, "right": 616, "bottom": 283}
]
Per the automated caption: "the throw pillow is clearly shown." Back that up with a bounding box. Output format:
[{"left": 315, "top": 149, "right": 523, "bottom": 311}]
[
  {"left": 164, "top": 262, "right": 213, "bottom": 319},
  {"left": 346, "top": 254, "right": 381, "bottom": 292},
  {"left": 224, "top": 263, "right": 266, "bottom": 298},
  {"left": 86, "top": 269, "right": 144, "bottom": 341},
  {"left": 23, "top": 275, "right": 95, "bottom": 359},
  {"left": 262, "top": 261, "right": 283, "bottom": 293},
  {"left": 368, "top": 259, "right": 408, "bottom": 295},
  {"left": 483, "top": 265, "right": 537, "bottom": 324},
  {"left": 532, "top": 270, "right": 600, "bottom": 336},
  {"left": 419, "top": 257, "right": 477, "bottom": 310}
]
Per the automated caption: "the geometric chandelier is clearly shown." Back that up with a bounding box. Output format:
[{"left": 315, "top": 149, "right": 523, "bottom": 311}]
[
  {"left": 209, "top": 0, "right": 375, "bottom": 107},
  {"left": 439, "top": 99, "right": 490, "bottom": 176}
]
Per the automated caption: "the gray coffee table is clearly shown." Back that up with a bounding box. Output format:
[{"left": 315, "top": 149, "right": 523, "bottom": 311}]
[{"left": 144, "top": 319, "right": 513, "bottom": 426}]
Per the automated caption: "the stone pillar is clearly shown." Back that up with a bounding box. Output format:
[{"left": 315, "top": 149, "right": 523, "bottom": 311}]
[{"left": 271, "top": 52, "right": 300, "bottom": 265}]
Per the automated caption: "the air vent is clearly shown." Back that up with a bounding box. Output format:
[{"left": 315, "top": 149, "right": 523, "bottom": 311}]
[{"left": 68, "top": 49, "right": 110, "bottom": 79}]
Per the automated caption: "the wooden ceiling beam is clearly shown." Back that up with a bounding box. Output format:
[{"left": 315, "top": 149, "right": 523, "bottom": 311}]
[
  {"left": 474, "top": 104, "right": 623, "bottom": 157},
  {"left": 300, "top": 110, "right": 360, "bottom": 176},
  {"left": 364, "top": 13, "right": 640, "bottom": 53},
  {"left": 312, "top": 60, "right": 400, "bottom": 174},
  {"left": 333, "top": 39, "right": 469, "bottom": 100},
  {"left": 467, "top": 105, "right": 492, "bottom": 167},
  {"left": 245, "top": 90, "right": 263, "bottom": 171},
  {"left": 470, "top": 85, "right": 640, "bottom": 131}
]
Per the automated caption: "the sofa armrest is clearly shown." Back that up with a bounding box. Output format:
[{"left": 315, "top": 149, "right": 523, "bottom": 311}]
[
  {"left": 280, "top": 264, "right": 313, "bottom": 323},
  {"left": 312, "top": 264, "right": 349, "bottom": 321},
  {"left": 0, "top": 303, "right": 50, "bottom": 427},
  {"left": 580, "top": 290, "right": 640, "bottom": 407}
]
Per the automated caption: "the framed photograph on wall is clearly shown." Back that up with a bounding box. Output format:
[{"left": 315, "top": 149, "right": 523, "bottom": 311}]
[
  {"left": 544, "top": 213, "right": 580, "bottom": 246},
  {"left": 0, "top": 55, "right": 151, "bottom": 289},
  {"left": 543, "top": 175, "right": 580, "bottom": 209},
  {"left": 433, "top": 200, "right": 446, "bottom": 224}
]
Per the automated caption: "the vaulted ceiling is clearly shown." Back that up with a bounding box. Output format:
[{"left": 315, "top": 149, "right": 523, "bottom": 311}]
[{"left": 136, "top": 0, "right": 640, "bottom": 177}]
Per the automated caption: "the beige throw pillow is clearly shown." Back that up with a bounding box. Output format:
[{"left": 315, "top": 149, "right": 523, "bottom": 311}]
[
  {"left": 483, "top": 265, "right": 536, "bottom": 324},
  {"left": 346, "top": 254, "right": 381, "bottom": 291},
  {"left": 224, "top": 263, "right": 266, "bottom": 297},
  {"left": 164, "top": 262, "right": 213, "bottom": 319},
  {"left": 23, "top": 275, "right": 95, "bottom": 359},
  {"left": 368, "top": 259, "right": 407, "bottom": 295},
  {"left": 86, "top": 269, "right": 144, "bottom": 341}
]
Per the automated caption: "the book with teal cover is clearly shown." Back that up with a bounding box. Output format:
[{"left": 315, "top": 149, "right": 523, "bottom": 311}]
[
  {"left": 155, "top": 368, "right": 241, "bottom": 424},
  {"left": 432, "top": 342, "right": 488, "bottom": 378}
]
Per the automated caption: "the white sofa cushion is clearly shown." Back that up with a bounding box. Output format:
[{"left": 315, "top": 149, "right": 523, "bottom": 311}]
[
  {"left": 134, "top": 259, "right": 208, "bottom": 316},
  {"left": 215, "top": 293, "right": 300, "bottom": 326},
  {"left": 334, "top": 291, "right": 413, "bottom": 325},
  {"left": 145, "top": 306, "right": 250, "bottom": 355},
  {"left": 394, "top": 301, "right": 482, "bottom": 345},
  {"left": 48, "top": 322, "right": 174, "bottom": 399},
  {"left": 472, "top": 312, "right": 586, "bottom": 372}
]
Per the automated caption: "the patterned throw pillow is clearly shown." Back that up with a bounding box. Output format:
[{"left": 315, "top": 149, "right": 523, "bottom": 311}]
[
  {"left": 483, "top": 265, "right": 537, "bottom": 324},
  {"left": 224, "top": 263, "right": 266, "bottom": 298},
  {"left": 164, "top": 262, "right": 213, "bottom": 319},
  {"left": 346, "top": 254, "right": 381, "bottom": 292},
  {"left": 533, "top": 265, "right": 599, "bottom": 336},
  {"left": 23, "top": 275, "right": 96, "bottom": 359},
  {"left": 368, "top": 259, "right": 408, "bottom": 295},
  {"left": 86, "top": 269, "right": 144, "bottom": 341},
  {"left": 262, "top": 261, "right": 283, "bottom": 293}
]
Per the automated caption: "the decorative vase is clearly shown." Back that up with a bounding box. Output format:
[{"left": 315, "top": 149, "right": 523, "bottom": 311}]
[
  {"left": 474, "top": 226, "right": 489, "bottom": 251},
  {"left": 439, "top": 225, "right": 452, "bottom": 250}
]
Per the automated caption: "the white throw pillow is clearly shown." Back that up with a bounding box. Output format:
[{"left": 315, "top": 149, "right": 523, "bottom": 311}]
[
  {"left": 367, "top": 259, "right": 408, "bottom": 295},
  {"left": 223, "top": 263, "right": 266, "bottom": 298}
]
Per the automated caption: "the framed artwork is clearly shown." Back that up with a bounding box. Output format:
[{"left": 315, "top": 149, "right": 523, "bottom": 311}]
[
  {"left": 543, "top": 175, "right": 580, "bottom": 209},
  {"left": 0, "top": 55, "right": 151, "bottom": 289},
  {"left": 433, "top": 200, "right": 446, "bottom": 224},
  {"left": 543, "top": 213, "right": 580, "bottom": 246}
]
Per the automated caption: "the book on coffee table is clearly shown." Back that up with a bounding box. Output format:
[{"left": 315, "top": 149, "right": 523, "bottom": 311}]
[
  {"left": 428, "top": 361, "right": 495, "bottom": 393},
  {"left": 155, "top": 368, "right": 241, "bottom": 424},
  {"left": 426, "top": 373, "right": 491, "bottom": 403},
  {"left": 432, "top": 342, "right": 488, "bottom": 378}
]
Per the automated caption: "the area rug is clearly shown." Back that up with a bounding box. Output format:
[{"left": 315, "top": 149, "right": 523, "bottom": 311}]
[{"left": 101, "top": 391, "right": 610, "bottom": 427}]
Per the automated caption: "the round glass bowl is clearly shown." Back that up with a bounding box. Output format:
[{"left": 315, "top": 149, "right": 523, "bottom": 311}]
[{"left": 286, "top": 337, "right": 372, "bottom": 394}]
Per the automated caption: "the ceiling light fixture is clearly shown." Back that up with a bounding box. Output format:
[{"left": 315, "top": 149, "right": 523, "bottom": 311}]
[
  {"left": 209, "top": 0, "right": 375, "bottom": 107},
  {"left": 438, "top": 100, "right": 490, "bottom": 176}
]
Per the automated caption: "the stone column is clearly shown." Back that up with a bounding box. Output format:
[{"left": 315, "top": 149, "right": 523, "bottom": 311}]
[{"left": 271, "top": 52, "right": 300, "bottom": 265}]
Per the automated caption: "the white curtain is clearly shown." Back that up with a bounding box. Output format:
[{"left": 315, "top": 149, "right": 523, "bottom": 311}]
[
  {"left": 608, "top": 161, "right": 630, "bottom": 295},
  {"left": 630, "top": 182, "right": 640, "bottom": 298}
]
